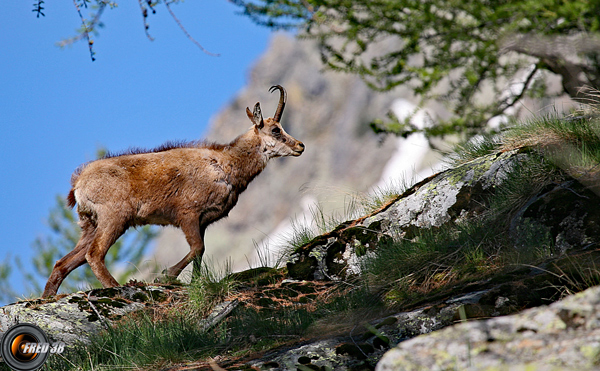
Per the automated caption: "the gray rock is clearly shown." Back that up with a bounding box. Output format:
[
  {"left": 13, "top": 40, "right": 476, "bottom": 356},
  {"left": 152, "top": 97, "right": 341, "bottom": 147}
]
[
  {"left": 287, "top": 146, "right": 600, "bottom": 282},
  {"left": 0, "top": 285, "right": 168, "bottom": 345},
  {"left": 376, "top": 285, "right": 600, "bottom": 371},
  {"left": 247, "top": 300, "right": 473, "bottom": 371},
  {"left": 287, "top": 150, "right": 523, "bottom": 281},
  {"left": 362, "top": 150, "right": 522, "bottom": 236}
]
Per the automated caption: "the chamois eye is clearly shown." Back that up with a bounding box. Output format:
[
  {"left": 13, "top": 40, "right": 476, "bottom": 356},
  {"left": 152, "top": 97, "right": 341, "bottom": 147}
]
[{"left": 271, "top": 127, "right": 281, "bottom": 135}]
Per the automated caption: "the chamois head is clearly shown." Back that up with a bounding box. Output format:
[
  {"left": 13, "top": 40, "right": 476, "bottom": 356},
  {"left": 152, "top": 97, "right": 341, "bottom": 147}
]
[{"left": 246, "top": 85, "right": 305, "bottom": 158}]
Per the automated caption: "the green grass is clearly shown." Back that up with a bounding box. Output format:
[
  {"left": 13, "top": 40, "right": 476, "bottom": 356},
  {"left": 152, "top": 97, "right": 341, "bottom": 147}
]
[
  {"left": 447, "top": 133, "right": 501, "bottom": 166},
  {"left": 357, "top": 180, "right": 409, "bottom": 215},
  {"left": 281, "top": 182, "right": 409, "bottom": 260},
  {"left": 45, "top": 303, "right": 317, "bottom": 371},
  {"left": 42, "top": 111, "right": 600, "bottom": 371},
  {"left": 502, "top": 114, "right": 600, "bottom": 153},
  {"left": 485, "top": 151, "right": 561, "bottom": 218},
  {"left": 48, "top": 310, "right": 226, "bottom": 370},
  {"left": 448, "top": 112, "right": 600, "bottom": 170},
  {"left": 187, "top": 258, "right": 236, "bottom": 316},
  {"left": 45, "top": 260, "right": 320, "bottom": 371},
  {"left": 360, "top": 214, "right": 556, "bottom": 307},
  {"left": 280, "top": 196, "right": 364, "bottom": 258}
]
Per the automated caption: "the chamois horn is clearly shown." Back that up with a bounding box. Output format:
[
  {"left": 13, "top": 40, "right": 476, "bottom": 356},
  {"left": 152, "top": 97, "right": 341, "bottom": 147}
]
[{"left": 269, "top": 85, "right": 286, "bottom": 123}]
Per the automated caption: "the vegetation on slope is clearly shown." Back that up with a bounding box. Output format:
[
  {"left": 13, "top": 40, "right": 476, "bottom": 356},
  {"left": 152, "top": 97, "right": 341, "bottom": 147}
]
[{"left": 31, "top": 110, "right": 600, "bottom": 371}]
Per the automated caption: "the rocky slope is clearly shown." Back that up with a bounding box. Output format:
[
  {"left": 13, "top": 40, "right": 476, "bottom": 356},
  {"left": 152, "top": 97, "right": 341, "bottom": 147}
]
[
  {"left": 377, "top": 284, "right": 600, "bottom": 371},
  {"left": 4, "top": 138, "right": 600, "bottom": 370}
]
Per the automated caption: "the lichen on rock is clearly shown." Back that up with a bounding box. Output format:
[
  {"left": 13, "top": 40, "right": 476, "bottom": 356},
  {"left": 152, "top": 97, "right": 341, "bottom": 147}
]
[
  {"left": 376, "top": 285, "right": 600, "bottom": 371},
  {"left": 287, "top": 150, "right": 525, "bottom": 282},
  {"left": 0, "top": 285, "right": 173, "bottom": 345}
]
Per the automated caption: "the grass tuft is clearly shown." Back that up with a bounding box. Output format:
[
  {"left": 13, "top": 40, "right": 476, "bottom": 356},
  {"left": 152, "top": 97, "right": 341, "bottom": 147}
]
[
  {"left": 188, "top": 258, "right": 236, "bottom": 316},
  {"left": 358, "top": 180, "right": 409, "bottom": 215},
  {"left": 447, "top": 133, "right": 501, "bottom": 166}
]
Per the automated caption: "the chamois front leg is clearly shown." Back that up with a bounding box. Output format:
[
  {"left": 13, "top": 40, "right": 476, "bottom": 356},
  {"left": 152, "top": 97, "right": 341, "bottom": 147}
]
[{"left": 166, "top": 219, "right": 206, "bottom": 279}]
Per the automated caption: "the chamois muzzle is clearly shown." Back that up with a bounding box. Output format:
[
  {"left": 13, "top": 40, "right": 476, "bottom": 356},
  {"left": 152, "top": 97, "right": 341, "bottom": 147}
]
[
  {"left": 292, "top": 141, "right": 305, "bottom": 156},
  {"left": 269, "top": 85, "right": 286, "bottom": 123}
]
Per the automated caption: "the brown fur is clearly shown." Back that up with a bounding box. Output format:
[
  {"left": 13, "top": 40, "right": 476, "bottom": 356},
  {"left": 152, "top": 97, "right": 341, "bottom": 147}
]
[
  {"left": 42, "top": 86, "right": 304, "bottom": 298},
  {"left": 70, "top": 139, "right": 231, "bottom": 187}
]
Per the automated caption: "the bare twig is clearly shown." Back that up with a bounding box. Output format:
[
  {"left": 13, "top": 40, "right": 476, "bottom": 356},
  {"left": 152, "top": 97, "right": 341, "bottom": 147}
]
[
  {"left": 137, "top": 0, "right": 155, "bottom": 41},
  {"left": 73, "top": 0, "right": 95, "bottom": 61},
  {"left": 165, "top": 1, "right": 220, "bottom": 56},
  {"left": 64, "top": 0, "right": 107, "bottom": 61},
  {"left": 32, "top": 0, "right": 45, "bottom": 17},
  {"left": 86, "top": 291, "right": 110, "bottom": 329},
  {"left": 498, "top": 64, "right": 539, "bottom": 113}
]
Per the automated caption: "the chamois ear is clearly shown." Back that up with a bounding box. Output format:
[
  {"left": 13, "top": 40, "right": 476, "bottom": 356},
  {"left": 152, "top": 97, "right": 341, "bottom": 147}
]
[{"left": 246, "top": 102, "right": 264, "bottom": 129}]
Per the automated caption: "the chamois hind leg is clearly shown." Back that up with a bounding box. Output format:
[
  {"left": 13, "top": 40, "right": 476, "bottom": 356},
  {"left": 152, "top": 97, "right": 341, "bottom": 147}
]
[
  {"left": 42, "top": 218, "right": 96, "bottom": 298},
  {"left": 165, "top": 219, "right": 206, "bottom": 279},
  {"left": 85, "top": 217, "right": 127, "bottom": 289}
]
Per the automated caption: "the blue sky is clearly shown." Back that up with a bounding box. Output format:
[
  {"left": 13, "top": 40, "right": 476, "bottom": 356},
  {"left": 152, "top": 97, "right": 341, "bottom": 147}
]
[{"left": 0, "top": 1, "right": 272, "bottom": 302}]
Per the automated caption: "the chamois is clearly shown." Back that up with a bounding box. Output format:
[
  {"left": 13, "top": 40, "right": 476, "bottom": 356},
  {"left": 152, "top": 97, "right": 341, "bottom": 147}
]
[{"left": 42, "top": 85, "right": 304, "bottom": 298}]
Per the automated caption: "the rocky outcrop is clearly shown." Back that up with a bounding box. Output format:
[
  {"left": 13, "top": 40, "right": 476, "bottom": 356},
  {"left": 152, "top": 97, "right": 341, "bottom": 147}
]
[
  {"left": 0, "top": 284, "right": 177, "bottom": 345},
  {"left": 238, "top": 248, "right": 600, "bottom": 370},
  {"left": 286, "top": 150, "right": 522, "bottom": 281},
  {"left": 376, "top": 284, "right": 600, "bottom": 371},
  {"left": 236, "top": 144, "right": 600, "bottom": 369},
  {"left": 244, "top": 293, "right": 502, "bottom": 371},
  {"left": 287, "top": 148, "right": 600, "bottom": 282}
]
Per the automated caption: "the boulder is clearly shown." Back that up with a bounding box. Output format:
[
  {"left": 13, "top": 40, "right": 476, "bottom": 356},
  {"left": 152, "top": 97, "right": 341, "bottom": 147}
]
[
  {"left": 376, "top": 284, "right": 600, "bottom": 371},
  {"left": 287, "top": 150, "right": 523, "bottom": 281},
  {"left": 0, "top": 285, "right": 174, "bottom": 345}
]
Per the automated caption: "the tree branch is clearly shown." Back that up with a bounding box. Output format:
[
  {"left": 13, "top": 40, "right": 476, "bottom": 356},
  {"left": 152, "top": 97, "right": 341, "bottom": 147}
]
[
  {"left": 32, "top": 0, "right": 45, "bottom": 18},
  {"left": 59, "top": 0, "right": 107, "bottom": 61},
  {"left": 497, "top": 63, "right": 539, "bottom": 114},
  {"left": 165, "top": 1, "right": 220, "bottom": 57},
  {"left": 138, "top": 0, "right": 155, "bottom": 41}
]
